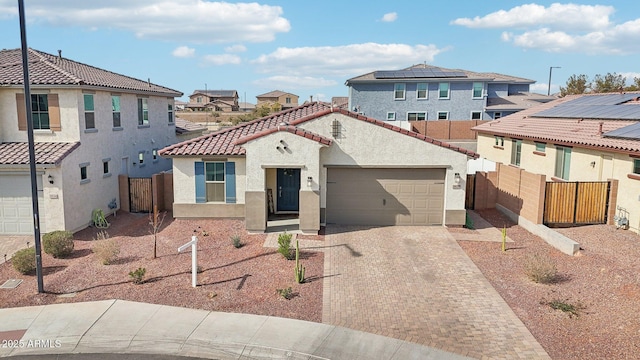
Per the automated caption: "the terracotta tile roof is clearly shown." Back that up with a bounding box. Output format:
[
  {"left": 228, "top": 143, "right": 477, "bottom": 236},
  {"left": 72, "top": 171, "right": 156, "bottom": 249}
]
[
  {"left": 256, "top": 90, "right": 296, "bottom": 98},
  {"left": 346, "top": 64, "right": 534, "bottom": 84},
  {"left": 160, "top": 102, "right": 479, "bottom": 159},
  {"left": 189, "top": 90, "right": 237, "bottom": 98},
  {"left": 0, "top": 142, "right": 80, "bottom": 166},
  {"left": 235, "top": 125, "right": 333, "bottom": 146},
  {"left": 0, "top": 48, "right": 182, "bottom": 96},
  {"left": 174, "top": 118, "right": 206, "bottom": 135},
  {"left": 474, "top": 94, "right": 640, "bottom": 154}
]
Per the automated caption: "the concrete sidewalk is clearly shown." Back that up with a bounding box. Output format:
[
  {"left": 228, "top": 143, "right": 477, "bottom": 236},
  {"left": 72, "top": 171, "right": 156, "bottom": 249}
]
[{"left": 0, "top": 299, "right": 471, "bottom": 360}]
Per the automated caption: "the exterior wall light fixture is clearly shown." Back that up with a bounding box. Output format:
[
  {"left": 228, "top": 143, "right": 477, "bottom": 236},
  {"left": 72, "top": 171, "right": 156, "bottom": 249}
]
[
  {"left": 48, "top": 174, "right": 54, "bottom": 184},
  {"left": 307, "top": 176, "right": 313, "bottom": 187}
]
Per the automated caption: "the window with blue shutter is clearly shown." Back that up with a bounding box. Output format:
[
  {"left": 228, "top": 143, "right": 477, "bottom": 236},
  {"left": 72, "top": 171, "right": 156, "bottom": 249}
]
[
  {"left": 225, "top": 161, "right": 236, "bottom": 203},
  {"left": 195, "top": 162, "right": 205, "bottom": 203}
]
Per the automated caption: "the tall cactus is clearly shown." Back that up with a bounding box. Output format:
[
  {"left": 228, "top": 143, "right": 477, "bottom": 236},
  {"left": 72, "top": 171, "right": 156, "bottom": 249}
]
[{"left": 294, "top": 240, "right": 305, "bottom": 283}]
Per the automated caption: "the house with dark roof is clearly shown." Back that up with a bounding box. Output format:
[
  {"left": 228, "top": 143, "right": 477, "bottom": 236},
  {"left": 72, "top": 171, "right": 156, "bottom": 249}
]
[
  {"left": 346, "top": 64, "right": 554, "bottom": 123},
  {"left": 0, "top": 48, "right": 182, "bottom": 235},
  {"left": 256, "top": 90, "right": 299, "bottom": 110},
  {"left": 473, "top": 92, "right": 640, "bottom": 233},
  {"left": 187, "top": 90, "right": 239, "bottom": 112},
  {"left": 160, "top": 102, "right": 477, "bottom": 234}
]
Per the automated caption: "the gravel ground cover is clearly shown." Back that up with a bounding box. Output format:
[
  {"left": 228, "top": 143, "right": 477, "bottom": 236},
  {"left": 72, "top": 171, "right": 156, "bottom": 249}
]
[
  {"left": 0, "top": 211, "right": 323, "bottom": 323},
  {"left": 457, "top": 209, "right": 640, "bottom": 360}
]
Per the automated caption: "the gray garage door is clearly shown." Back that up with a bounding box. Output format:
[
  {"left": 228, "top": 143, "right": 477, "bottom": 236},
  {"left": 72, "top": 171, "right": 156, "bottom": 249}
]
[
  {"left": 326, "top": 168, "right": 445, "bottom": 226},
  {"left": 0, "top": 174, "right": 44, "bottom": 235}
]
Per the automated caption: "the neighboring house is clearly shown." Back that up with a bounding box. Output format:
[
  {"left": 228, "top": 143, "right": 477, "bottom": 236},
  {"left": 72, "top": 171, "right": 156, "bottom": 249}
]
[
  {"left": 174, "top": 100, "right": 187, "bottom": 111},
  {"left": 473, "top": 92, "right": 640, "bottom": 233},
  {"left": 187, "top": 90, "right": 239, "bottom": 112},
  {"left": 256, "top": 90, "right": 299, "bottom": 110},
  {"left": 331, "top": 96, "right": 349, "bottom": 110},
  {"left": 0, "top": 48, "right": 182, "bottom": 235},
  {"left": 238, "top": 102, "right": 255, "bottom": 112},
  {"left": 160, "top": 102, "right": 477, "bottom": 234},
  {"left": 346, "top": 64, "right": 554, "bottom": 122},
  {"left": 175, "top": 117, "right": 207, "bottom": 141}
]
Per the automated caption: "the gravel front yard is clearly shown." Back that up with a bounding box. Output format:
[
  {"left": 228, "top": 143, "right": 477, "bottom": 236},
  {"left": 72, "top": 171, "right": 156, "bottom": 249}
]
[
  {"left": 0, "top": 211, "right": 323, "bottom": 323},
  {"left": 457, "top": 209, "right": 640, "bottom": 360}
]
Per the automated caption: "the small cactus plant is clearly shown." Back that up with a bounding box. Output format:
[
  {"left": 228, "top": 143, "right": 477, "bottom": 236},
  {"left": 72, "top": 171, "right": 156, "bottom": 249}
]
[
  {"left": 294, "top": 240, "right": 305, "bottom": 283},
  {"left": 501, "top": 226, "right": 507, "bottom": 252}
]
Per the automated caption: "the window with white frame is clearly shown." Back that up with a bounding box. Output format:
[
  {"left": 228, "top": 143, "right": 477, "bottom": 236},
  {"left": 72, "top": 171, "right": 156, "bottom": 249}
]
[
  {"left": 416, "top": 83, "right": 428, "bottom": 99},
  {"left": 511, "top": 139, "right": 522, "bottom": 166},
  {"left": 394, "top": 83, "right": 406, "bottom": 100},
  {"left": 138, "top": 98, "right": 149, "bottom": 126},
  {"left": 634, "top": 159, "right": 640, "bottom": 174},
  {"left": 437, "top": 111, "right": 449, "bottom": 120},
  {"left": 472, "top": 82, "right": 483, "bottom": 98},
  {"left": 535, "top": 142, "right": 546, "bottom": 152},
  {"left": 138, "top": 151, "right": 145, "bottom": 165},
  {"left": 286, "top": 97, "right": 291, "bottom": 104},
  {"left": 168, "top": 104, "right": 174, "bottom": 123},
  {"left": 471, "top": 111, "right": 482, "bottom": 120},
  {"left": 494, "top": 112, "right": 502, "bottom": 119},
  {"left": 555, "top": 146, "right": 572, "bottom": 180},
  {"left": 438, "top": 82, "right": 450, "bottom": 99},
  {"left": 152, "top": 149, "right": 158, "bottom": 161},
  {"left": 386, "top": 112, "right": 396, "bottom": 121},
  {"left": 495, "top": 136, "right": 504, "bottom": 147},
  {"left": 84, "top": 94, "right": 95, "bottom": 129},
  {"left": 103, "top": 159, "right": 110, "bottom": 175},
  {"left": 205, "top": 162, "right": 225, "bottom": 202},
  {"left": 79, "top": 162, "right": 90, "bottom": 184},
  {"left": 112, "top": 95, "right": 121, "bottom": 128},
  {"left": 407, "top": 112, "right": 426, "bottom": 121}
]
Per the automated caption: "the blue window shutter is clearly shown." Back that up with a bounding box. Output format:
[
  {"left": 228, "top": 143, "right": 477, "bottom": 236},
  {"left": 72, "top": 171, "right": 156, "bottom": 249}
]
[
  {"left": 195, "top": 161, "right": 205, "bottom": 203},
  {"left": 225, "top": 161, "right": 236, "bottom": 203}
]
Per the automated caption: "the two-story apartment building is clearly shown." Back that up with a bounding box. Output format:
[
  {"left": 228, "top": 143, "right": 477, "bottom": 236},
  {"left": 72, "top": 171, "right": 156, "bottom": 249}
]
[
  {"left": 346, "top": 64, "right": 553, "bottom": 122},
  {"left": 256, "top": 90, "right": 299, "bottom": 110},
  {"left": 186, "top": 90, "right": 239, "bottom": 112},
  {"left": 0, "top": 48, "right": 182, "bottom": 235}
]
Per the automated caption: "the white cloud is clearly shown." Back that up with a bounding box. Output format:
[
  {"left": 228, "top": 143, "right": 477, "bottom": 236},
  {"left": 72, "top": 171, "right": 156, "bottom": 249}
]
[
  {"left": 225, "top": 44, "right": 247, "bottom": 53},
  {"left": 620, "top": 72, "right": 640, "bottom": 83},
  {"left": 452, "top": 3, "right": 613, "bottom": 31},
  {"left": 453, "top": 3, "right": 640, "bottom": 54},
  {"left": 0, "top": 0, "right": 290, "bottom": 43},
  {"left": 202, "top": 54, "right": 242, "bottom": 65},
  {"left": 253, "top": 75, "right": 337, "bottom": 89},
  {"left": 172, "top": 46, "right": 195, "bottom": 58},
  {"left": 252, "top": 43, "right": 446, "bottom": 76},
  {"left": 381, "top": 12, "right": 397, "bottom": 22}
]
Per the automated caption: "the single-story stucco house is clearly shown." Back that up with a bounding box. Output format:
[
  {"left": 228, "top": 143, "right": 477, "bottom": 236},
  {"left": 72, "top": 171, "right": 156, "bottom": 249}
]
[{"left": 159, "top": 102, "right": 478, "bottom": 234}]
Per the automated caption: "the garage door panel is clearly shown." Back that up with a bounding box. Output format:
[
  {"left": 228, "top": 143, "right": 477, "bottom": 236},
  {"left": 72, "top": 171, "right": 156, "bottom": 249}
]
[
  {"left": 327, "top": 168, "right": 445, "bottom": 226},
  {"left": 0, "top": 175, "right": 44, "bottom": 235}
]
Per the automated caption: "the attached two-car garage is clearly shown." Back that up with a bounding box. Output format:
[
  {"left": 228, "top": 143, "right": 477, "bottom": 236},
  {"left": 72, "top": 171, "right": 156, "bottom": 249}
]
[
  {"left": 0, "top": 174, "right": 43, "bottom": 235},
  {"left": 326, "top": 168, "right": 445, "bottom": 226}
]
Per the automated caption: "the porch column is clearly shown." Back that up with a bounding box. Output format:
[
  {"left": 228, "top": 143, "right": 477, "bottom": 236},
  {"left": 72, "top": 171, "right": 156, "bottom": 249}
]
[
  {"left": 245, "top": 190, "right": 266, "bottom": 232},
  {"left": 299, "top": 190, "right": 320, "bottom": 234}
]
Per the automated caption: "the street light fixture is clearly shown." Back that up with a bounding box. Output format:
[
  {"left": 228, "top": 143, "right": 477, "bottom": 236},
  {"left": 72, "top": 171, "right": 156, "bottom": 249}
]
[{"left": 548, "top": 66, "right": 561, "bottom": 96}]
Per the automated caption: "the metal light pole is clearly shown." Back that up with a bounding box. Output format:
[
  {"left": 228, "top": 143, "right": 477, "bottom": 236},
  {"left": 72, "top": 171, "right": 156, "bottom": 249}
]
[
  {"left": 18, "top": 0, "right": 45, "bottom": 293},
  {"left": 548, "top": 66, "right": 561, "bottom": 96}
]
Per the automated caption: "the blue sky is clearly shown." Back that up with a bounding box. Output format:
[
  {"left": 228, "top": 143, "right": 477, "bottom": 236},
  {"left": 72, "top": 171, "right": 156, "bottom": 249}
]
[{"left": 1, "top": 1, "right": 639, "bottom": 103}]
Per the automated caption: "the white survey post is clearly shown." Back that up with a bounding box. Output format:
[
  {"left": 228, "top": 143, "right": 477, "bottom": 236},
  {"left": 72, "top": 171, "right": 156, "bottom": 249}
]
[{"left": 178, "top": 235, "right": 198, "bottom": 287}]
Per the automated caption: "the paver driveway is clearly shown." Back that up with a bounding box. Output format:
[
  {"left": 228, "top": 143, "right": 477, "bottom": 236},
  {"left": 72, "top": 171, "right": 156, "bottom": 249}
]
[{"left": 321, "top": 226, "right": 550, "bottom": 360}]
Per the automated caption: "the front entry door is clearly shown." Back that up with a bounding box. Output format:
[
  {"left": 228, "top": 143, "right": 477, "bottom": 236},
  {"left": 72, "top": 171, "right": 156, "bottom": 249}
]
[{"left": 277, "top": 168, "right": 300, "bottom": 211}]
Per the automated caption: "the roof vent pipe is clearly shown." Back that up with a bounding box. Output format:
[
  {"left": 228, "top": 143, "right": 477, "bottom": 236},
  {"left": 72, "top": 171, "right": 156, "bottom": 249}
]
[
  {"left": 57, "top": 50, "right": 62, "bottom": 59},
  {"left": 598, "top": 121, "right": 604, "bottom": 135}
]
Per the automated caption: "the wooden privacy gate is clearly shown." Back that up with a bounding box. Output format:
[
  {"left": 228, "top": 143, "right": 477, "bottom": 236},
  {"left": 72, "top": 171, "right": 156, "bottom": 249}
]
[
  {"left": 129, "top": 177, "right": 153, "bottom": 213},
  {"left": 543, "top": 181, "right": 610, "bottom": 226}
]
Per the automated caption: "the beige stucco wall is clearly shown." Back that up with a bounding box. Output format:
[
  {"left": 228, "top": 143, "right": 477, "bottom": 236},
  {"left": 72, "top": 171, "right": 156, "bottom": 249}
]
[
  {"left": 298, "top": 113, "right": 468, "bottom": 218},
  {"left": 477, "top": 133, "right": 640, "bottom": 233}
]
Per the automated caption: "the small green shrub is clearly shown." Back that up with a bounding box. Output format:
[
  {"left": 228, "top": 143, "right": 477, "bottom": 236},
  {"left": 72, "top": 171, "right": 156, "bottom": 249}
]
[
  {"left": 92, "top": 238, "right": 120, "bottom": 265},
  {"left": 542, "top": 299, "right": 585, "bottom": 318},
  {"left": 277, "top": 231, "right": 293, "bottom": 260},
  {"left": 42, "top": 230, "right": 74, "bottom": 258},
  {"left": 93, "top": 230, "right": 110, "bottom": 241},
  {"left": 276, "top": 287, "right": 293, "bottom": 300},
  {"left": 231, "top": 235, "right": 243, "bottom": 248},
  {"left": 523, "top": 254, "right": 557, "bottom": 284},
  {"left": 12, "top": 247, "right": 36, "bottom": 275},
  {"left": 129, "top": 267, "right": 146, "bottom": 284}
]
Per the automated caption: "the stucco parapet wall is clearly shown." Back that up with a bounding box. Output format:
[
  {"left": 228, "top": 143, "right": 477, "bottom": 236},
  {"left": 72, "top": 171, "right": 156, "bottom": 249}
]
[
  {"left": 235, "top": 125, "right": 333, "bottom": 146},
  {"left": 496, "top": 204, "right": 580, "bottom": 256},
  {"left": 293, "top": 108, "right": 480, "bottom": 159}
]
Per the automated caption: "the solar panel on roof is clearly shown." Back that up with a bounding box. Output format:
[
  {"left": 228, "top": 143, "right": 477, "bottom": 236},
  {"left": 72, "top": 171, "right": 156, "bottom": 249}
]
[
  {"left": 603, "top": 122, "right": 640, "bottom": 140},
  {"left": 533, "top": 104, "right": 640, "bottom": 120},
  {"left": 374, "top": 68, "right": 467, "bottom": 79},
  {"left": 561, "top": 93, "right": 639, "bottom": 106}
]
